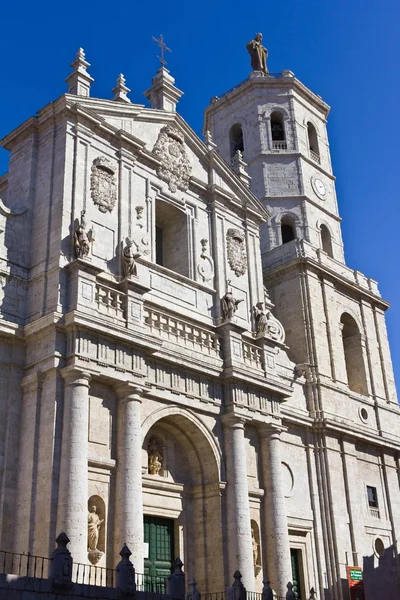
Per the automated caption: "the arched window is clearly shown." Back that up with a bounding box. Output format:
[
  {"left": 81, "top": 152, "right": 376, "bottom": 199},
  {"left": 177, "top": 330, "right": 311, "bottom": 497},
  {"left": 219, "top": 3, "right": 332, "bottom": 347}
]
[
  {"left": 271, "top": 112, "right": 287, "bottom": 150},
  {"left": 340, "top": 313, "right": 368, "bottom": 396},
  {"left": 229, "top": 123, "right": 244, "bottom": 157},
  {"left": 281, "top": 216, "right": 296, "bottom": 244},
  {"left": 320, "top": 224, "right": 333, "bottom": 257},
  {"left": 156, "top": 199, "right": 189, "bottom": 277},
  {"left": 307, "top": 122, "right": 320, "bottom": 163}
]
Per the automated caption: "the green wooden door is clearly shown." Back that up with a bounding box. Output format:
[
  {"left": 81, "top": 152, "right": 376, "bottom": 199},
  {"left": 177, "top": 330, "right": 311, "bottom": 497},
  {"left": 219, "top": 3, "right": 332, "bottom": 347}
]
[
  {"left": 290, "top": 549, "right": 302, "bottom": 599},
  {"left": 144, "top": 516, "right": 175, "bottom": 592}
]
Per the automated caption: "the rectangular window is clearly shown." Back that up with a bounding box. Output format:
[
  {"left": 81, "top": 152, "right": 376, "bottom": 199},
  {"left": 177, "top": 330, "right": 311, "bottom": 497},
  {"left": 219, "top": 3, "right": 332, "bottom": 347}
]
[
  {"left": 366, "top": 485, "right": 380, "bottom": 518},
  {"left": 366, "top": 486, "right": 378, "bottom": 508}
]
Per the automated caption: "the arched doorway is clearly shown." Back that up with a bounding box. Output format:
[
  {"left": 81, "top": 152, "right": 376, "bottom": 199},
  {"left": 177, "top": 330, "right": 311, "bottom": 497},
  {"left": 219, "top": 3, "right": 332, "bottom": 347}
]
[{"left": 142, "top": 410, "right": 223, "bottom": 593}]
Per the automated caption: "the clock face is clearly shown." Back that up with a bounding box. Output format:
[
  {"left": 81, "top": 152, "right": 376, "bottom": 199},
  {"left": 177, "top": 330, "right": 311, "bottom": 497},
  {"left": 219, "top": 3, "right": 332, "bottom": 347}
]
[{"left": 312, "top": 176, "right": 326, "bottom": 199}]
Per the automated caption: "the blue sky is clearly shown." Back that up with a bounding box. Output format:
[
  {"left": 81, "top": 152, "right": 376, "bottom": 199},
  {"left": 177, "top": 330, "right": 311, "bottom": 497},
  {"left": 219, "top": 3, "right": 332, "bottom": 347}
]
[{"left": 0, "top": 0, "right": 399, "bottom": 396}]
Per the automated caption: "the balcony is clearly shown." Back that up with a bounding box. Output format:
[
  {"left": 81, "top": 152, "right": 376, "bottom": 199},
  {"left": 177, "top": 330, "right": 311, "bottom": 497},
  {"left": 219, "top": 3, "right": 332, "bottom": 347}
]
[
  {"left": 272, "top": 140, "right": 287, "bottom": 151},
  {"left": 310, "top": 149, "right": 320, "bottom": 163}
]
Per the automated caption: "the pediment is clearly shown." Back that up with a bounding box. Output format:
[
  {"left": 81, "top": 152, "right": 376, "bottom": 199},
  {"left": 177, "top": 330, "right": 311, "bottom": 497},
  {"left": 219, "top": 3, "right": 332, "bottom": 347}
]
[{"left": 65, "top": 97, "right": 269, "bottom": 223}]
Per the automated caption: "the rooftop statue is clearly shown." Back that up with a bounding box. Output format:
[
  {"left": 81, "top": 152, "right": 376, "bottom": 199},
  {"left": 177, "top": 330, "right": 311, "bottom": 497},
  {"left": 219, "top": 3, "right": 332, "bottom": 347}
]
[{"left": 246, "top": 33, "right": 268, "bottom": 75}]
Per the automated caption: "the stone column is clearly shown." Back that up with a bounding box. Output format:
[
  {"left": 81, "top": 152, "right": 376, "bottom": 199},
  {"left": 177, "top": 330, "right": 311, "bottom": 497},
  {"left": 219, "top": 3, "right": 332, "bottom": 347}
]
[
  {"left": 115, "top": 384, "right": 144, "bottom": 574},
  {"left": 57, "top": 369, "right": 91, "bottom": 564},
  {"left": 260, "top": 425, "right": 292, "bottom": 596},
  {"left": 223, "top": 416, "right": 255, "bottom": 591}
]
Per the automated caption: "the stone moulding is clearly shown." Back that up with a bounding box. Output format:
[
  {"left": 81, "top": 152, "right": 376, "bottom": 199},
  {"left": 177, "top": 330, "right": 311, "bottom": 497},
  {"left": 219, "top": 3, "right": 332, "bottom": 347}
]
[
  {"left": 152, "top": 125, "right": 191, "bottom": 193},
  {"left": 226, "top": 228, "right": 247, "bottom": 277},
  {"left": 90, "top": 156, "right": 117, "bottom": 213}
]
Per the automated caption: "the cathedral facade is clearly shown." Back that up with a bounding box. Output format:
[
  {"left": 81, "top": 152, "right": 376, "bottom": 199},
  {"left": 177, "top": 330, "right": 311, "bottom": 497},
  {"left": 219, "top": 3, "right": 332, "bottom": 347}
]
[{"left": 0, "top": 42, "right": 399, "bottom": 600}]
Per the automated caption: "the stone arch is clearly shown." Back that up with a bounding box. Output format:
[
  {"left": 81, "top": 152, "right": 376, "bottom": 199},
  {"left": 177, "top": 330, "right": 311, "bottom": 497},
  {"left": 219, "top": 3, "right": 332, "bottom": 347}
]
[
  {"left": 141, "top": 406, "right": 224, "bottom": 592},
  {"left": 142, "top": 406, "right": 222, "bottom": 480},
  {"left": 317, "top": 220, "right": 334, "bottom": 257},
  {"left": 340, "top": 311, "right": 369, "bottom": 396}
]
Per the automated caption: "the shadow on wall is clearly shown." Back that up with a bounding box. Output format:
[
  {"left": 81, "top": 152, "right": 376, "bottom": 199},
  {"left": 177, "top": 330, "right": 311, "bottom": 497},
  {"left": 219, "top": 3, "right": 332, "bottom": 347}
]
[{"left": 362, "top": 544, "right": 400, "bottom": 599}]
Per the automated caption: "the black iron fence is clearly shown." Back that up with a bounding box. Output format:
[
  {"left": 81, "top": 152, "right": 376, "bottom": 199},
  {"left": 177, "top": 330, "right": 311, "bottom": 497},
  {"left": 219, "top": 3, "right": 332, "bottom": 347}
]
[{"left": 0, "top": 550, "right": 51, "bottom": 579}]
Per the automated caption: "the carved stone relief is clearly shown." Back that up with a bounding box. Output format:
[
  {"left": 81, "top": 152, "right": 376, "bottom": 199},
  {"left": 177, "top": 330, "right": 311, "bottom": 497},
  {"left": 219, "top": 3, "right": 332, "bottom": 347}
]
[
  {"left": 226, "top": 228, "right": 247, "bottom": 277},
  {"left": 253, "top": 301, "right": 285, "bottom": 344},
  {"left": 90, "top": 157, "right": 117, "bottom": 213},
  {"left": 152, "top": 126, "right": 191, "bottom": 193},
  {"left": 197, "top": 238, "right": 214, "bottom": 283}
]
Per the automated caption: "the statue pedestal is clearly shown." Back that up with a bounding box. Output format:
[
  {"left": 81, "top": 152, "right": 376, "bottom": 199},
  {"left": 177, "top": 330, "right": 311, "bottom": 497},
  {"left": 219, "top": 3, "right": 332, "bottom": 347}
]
[{"left": 88, "top": 549, "right": 103, "bottom": 566}]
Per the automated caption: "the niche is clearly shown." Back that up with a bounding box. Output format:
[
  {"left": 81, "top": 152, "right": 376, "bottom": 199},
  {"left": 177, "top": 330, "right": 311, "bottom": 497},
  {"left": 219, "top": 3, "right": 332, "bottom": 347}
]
[
  {"left": 251, "top": 520, "right": 262, "bottom": 577},
  {"left": 148, "top": 436, "right": 164, "bottom": 476}
]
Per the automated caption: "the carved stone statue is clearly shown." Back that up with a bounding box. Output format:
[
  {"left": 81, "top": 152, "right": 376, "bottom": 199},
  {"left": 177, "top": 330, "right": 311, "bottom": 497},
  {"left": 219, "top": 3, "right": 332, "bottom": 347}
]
[
  {"left": 121, "top": 237, "right": 141, "bottom": 278},
  {"left": 246, "top": 33, "right": 268, "bottom": 75},
  {"left": 254, "top": 302, "right": 268, "bottom": 335},
  {"left": 252, "top": 527, "right": 259, "bottom": 566},
  {"left": 221, "top": 291, "right": 243, "bottom": 320},
  {"left": 148, "top": 439, "right": 163, "bottom": 475},
  {"left": 88, "top": 505, "right": 104, "bottom": 552},
  {"left": 74, "top": 210, "right": 90, "bottom": 259}
]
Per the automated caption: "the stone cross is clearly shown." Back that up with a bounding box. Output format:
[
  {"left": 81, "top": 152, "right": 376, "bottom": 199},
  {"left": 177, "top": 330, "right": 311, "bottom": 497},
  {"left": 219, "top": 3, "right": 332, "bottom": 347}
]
[{"left": 152, "top": 34, "right": 172, "bottom": 68}]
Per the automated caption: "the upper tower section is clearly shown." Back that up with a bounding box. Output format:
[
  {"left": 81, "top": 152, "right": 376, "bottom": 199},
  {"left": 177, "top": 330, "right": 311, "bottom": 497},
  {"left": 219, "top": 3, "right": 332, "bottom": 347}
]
[{"left": 204, "top": 34, "right": 345, "bottom": 265}]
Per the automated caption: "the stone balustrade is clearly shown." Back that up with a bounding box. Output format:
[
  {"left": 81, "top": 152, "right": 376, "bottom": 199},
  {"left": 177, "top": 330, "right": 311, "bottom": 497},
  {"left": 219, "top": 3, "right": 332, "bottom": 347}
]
[
  {"left": 95, "top": 282, "right": 126, "bottom": 321},
  {"left": 144, "top": 307, "right": 221, "bottom": 358},
  {"left": 242, "top": 341, "right": 263, "bottom": 370}
]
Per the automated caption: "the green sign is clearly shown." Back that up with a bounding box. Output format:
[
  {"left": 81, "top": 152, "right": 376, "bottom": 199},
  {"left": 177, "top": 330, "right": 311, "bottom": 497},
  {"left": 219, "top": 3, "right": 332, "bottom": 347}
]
[{"left": 349, "top": 569, "right": 363, "bottom": 581}]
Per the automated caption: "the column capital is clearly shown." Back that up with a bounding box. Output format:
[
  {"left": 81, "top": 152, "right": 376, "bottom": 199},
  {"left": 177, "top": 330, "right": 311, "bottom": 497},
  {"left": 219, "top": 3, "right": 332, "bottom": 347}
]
[
  {"left": 221, "top": 413, "right": 247, "bottom": 429},
  {"left": 258, "top": 422, "right": 286, "bottom": 439},
  {"left": 115, "top": 382, "right": 144, "bottom": 402},
  {"left": 60, "top": 367, "right": 92, "bottom": 387}
]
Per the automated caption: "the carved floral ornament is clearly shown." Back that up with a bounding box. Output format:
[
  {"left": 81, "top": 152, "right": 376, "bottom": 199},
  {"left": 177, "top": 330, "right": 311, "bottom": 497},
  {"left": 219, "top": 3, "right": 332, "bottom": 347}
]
[
  {"left": 90, "top": 156, "right": 117, "bottom": 213},
  {"left": 152, "top": 125, "right": 192, "bottom": 193},
  {"left": 226, "top": 228, "right": 247, "bottom": 277}
]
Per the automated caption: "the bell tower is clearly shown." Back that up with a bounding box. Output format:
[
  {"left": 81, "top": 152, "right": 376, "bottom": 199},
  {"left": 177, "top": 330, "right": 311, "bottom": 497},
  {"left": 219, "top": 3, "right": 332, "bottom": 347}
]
[
  {"left": 204, "top": 42, "right": 397, "bottom": 413},
  {"left": 204, "top": 68, "right": 345, "bottom": 266}
]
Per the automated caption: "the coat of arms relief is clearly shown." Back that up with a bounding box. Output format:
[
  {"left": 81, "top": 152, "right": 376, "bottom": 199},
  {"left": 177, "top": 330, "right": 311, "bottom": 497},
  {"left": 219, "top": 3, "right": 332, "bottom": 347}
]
[
  {"left": 152, "top": 125, "right": 191, "bottom": 193},
  {"left": 226, "top": 228, "right": 247, "bottom": 277},
  {"left": 90, "top": 157, "right": 117, "bottom": 213}
]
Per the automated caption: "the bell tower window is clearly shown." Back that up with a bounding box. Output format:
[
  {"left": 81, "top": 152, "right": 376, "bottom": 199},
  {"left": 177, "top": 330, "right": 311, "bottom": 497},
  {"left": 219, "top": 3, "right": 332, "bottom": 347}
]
[
  {"left": 229, "top": 123, "right": 244, "bottom": 157},
  {"left": 307, "top": 122, "right": 320, "bottom": 163},
  {"left": 271, "top": 112, "right": 287, "bottom": 150},
  {"left": 281, "top": 216, "right": 296, "bottom": 244},
  {"left": 320, "top": 224, "right": 333, "bottom": 257},
  {"left": 340, "top": 313, "right": 368, "bottom": 396}
]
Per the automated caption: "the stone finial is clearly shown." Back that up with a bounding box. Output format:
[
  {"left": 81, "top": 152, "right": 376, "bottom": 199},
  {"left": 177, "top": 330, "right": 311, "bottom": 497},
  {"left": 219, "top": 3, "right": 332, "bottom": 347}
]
[
  {"left": 262, "top": 579, "right": 274, "bottom": 600},
  {"left": 309, "top": 588, "right": 317, "bottom": 600},
  {"left": 50, "top": 532, "right": 72, "bottom": 587},
  {"left": 116, "top": 544, "right": 136, "bottom": 594},
  {"left": 144, "top": 67, "right": 183, "bottom": 112},
  {"left": 286, "top": 582, "right": 296, "bottom": 600},
  {"left": 186, "top": 578, "right": 201, "bottom": 600},
  {"left": 112, "top": 74, "right": 131, "bottom": 103},
  {"left": 231, "top": 150, "right": 251, "bottom": 187},
  {"left": 65, "top": 48, "right": 94, "bottom": 97},
  {"left": 167, "top": 558, "right": 185, "bottom": 600},
  {"left": 231, "top": 571, "right": 246, "bottom": 600}
]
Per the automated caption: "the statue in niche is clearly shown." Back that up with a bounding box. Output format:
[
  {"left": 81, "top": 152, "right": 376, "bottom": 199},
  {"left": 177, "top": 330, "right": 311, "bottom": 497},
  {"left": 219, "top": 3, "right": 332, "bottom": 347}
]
[
  {"left": 121, "top": 237, "right": 141, "bottom": 278},
  {"left": 251, "top": 526, "right": 261, "bottom": 576},
  {"left": 148, "top": 439, "right": 163, "bottom": 475},
  {"left": 221, "top": 288, "right": 243, "bottom": 320},
  {"left": 74, "top": 210, "right": 90, "bottom": 259},
  {"left": 252, "top": 527, "right": 259, "bottom": 566},
  {"left": 246, "top": 33, "right": 268, "bottom": 75},
  {"left": 88, "top": 505, "right": 104, "bottom": 552}
]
